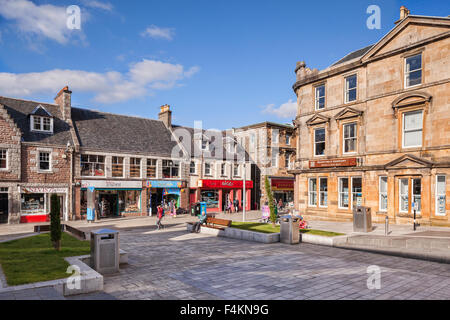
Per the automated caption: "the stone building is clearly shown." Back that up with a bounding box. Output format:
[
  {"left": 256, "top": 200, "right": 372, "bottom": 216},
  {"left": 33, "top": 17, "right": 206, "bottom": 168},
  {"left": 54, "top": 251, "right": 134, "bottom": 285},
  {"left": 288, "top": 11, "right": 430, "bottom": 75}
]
[
  {"left": 0, "top": 91, "right": 75, "bottom": 224},
  {"left": 290, "top": 8, "right": 450, "bottom": 226},
  {"left": 170, "top": 109, "right": 253, "bottom": 213},
  {"left": 233, "top": 122, "right": 297, "bottom": 208}
]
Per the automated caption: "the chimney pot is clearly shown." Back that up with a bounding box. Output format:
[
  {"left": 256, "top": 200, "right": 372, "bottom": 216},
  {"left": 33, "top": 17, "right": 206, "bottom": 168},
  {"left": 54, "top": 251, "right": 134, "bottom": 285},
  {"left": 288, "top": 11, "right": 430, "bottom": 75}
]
[
  {"left": 400, "top": 6, "right": 410, "bottom": 20},
  {"left": 159, "top": 104, "right": 172, "bottom": 128}
]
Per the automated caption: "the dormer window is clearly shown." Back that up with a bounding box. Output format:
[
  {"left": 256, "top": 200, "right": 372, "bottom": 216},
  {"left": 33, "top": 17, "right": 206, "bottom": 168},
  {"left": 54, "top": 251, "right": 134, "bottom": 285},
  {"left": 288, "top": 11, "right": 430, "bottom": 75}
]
[
  {"left": 30, "top": 105, "right": 54, "bottom": 133},
  {"left": 31, "top": 115, "right": 53, "bottom": 133}
]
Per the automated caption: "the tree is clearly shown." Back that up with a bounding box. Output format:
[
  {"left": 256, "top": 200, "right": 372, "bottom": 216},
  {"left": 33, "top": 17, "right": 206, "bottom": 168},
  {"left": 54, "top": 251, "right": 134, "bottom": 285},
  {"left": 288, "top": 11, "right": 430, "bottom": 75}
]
[
  {"left": 264, "top": 176, "right": 277, "bottom": 227},
  {"left": 50, "top": 194, "right": 62, "bottom": 251}
]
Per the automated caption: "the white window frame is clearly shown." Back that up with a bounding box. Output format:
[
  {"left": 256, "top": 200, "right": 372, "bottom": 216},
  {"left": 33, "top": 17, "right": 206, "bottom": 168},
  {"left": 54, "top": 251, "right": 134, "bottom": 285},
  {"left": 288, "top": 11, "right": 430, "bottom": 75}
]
[
  {"left": 315, "top": 84, "right": 326, "bottom": 110},
  {"left": 308, "top": 178, "right": 317, "bottom": 207},
  {"left": 344, "top": 74, "right": 357, "bottom": 103},
  {"left": 379, "top": 176, "right": 388, "bottom": 212},
  {"left": 204, "top": 162, "right": 212, "bottom": 176},
  {"left": 220, "top": 163, "right": 226, "bottom": 176},
  {"left": 146, "top": 158, "right": 157, "bottom": 178},
  {"left": 30, "top": 115, "right": 53, "bottom": 133},
  {"left": 38, "top": 151, "right": 52, "bottom": 172},
  {"left": 319, "top": 177, "right": 328, "bottom": 208},
  {"left": 338, "top": 177, "right": 349, "bottom": 209},
  {"left": 351, "top": 177, "right": 362, "bottom": 209},
  {"left": 80, "top": 154, "right": 105, "bottom": 177},
  {"left": 412, "top": 178, "right": 422, "bottom": 214},
  {"left": 189, "top": 161, "right": 196, "bottom": 175},
  {"left": 404, "top": 53, "right": 422, "bottom": 88},
  {"left": 314, "top": 127, "right": 326, "bottom": 157},
  {"left": 0, "top": 149, "right": 8, "bottom": 170},
  {"left": 111, "top": 156, "right": 124, "bottom": 178},
  {"left": 399, "top": 178, "right": 409, "bottom": 213},
  {"left": 436, "top": 175, "right": 446, "bottom": 216},
  {"left": 129, "top": 157, "right": 141, "bottom": 178},
  {"left": 343, "top": 122, "right": 357, "bottom": 154},
  {"left": 402, "top": 110, "right": 423, "bottom": 148},
  {"left": 233, "top": 164, "right": 240, "bottom": 177}
]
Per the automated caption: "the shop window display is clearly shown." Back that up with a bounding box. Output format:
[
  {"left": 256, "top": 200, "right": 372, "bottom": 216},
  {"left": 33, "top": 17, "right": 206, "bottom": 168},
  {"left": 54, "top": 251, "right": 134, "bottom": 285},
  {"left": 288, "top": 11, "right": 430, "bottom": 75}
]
[
  {"left": 119, "top": 190, "right": 141, "bottom": 213},
  {"left": 21, "top": 194, "right": 45, "bottom": 214},
  {"left": 201, "top": 190, "right": 219, "bottom": 209}
]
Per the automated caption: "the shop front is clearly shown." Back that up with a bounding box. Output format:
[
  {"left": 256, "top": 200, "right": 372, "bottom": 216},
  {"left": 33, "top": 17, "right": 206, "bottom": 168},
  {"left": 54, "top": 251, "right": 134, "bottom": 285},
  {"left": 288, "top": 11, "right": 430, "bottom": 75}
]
[
  {"left": 19, "top": 186, "right": 68, "bottom": 223},
  {"left": 196, "top": 179, "right": 253, "bottom": 213},
  {"left": 80, "top": 180, "right": 143, "bottom": 219},
  {"left": 146, "top": 180, "right": 184, "bottom": 215},
  {"left": 271, "top": 177, "right": 295, "bottom": 206}
]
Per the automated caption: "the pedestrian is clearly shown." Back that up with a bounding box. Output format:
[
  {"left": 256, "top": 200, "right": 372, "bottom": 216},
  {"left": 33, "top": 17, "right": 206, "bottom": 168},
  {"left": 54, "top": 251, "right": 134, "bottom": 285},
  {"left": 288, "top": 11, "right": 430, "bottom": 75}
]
[
  {"left": 234, "top": 198, "right": 239, "bottom": 213},
  {"left": 192, "top": 207, "right": 207, "bottom": 233},
  {"left": 156, "top": 205, "right": 164, "bottom": 230}
]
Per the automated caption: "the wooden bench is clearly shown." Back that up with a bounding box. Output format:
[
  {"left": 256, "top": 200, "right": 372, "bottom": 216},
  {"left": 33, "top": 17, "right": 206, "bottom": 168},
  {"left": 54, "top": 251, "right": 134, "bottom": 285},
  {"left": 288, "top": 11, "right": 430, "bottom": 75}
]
[{"left": 204, "top": 217, "right": 232, "bottom": 230}]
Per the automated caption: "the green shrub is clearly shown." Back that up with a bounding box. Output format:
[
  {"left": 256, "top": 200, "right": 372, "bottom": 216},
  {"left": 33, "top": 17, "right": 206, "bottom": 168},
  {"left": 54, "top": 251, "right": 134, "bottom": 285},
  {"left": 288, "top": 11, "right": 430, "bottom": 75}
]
[{"left": 50, "top": 194, "right": 62, "bottom": 250}]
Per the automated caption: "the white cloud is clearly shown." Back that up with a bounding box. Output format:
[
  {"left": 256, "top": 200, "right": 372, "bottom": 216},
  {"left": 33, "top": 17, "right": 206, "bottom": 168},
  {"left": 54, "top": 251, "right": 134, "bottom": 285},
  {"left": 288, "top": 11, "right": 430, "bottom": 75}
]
[
  {"left": 80, "top": 0, "right": 113, "bottom": 11},
  {"left": 0, "top": 59, "right": 200, "bottom": 104},
  {"left": 0, "top": 0, "right": 74, "bottom": 44},
  {"left": 141, "top": 25, "right": 175, "bottom": 41},
  {"left": 262, "top": 99, "right": 298, "bottom": 119}
]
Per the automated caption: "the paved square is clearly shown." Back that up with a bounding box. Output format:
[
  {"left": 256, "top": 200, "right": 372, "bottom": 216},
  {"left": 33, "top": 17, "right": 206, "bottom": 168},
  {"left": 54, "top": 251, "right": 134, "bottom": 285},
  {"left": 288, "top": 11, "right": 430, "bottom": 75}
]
[
  {"left": 2, "top": 224, "right": 450, "bottom": 300},
  {"left": 74, "top": 225, "right": 450, "bottom": 300}
]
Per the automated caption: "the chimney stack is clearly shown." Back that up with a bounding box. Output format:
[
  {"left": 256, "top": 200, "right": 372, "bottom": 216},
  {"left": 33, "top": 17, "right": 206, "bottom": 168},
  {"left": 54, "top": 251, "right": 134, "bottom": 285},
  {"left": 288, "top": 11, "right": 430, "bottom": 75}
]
[
  {"left": 159, "top": 104, "right": 172, "bottom": 128},
  {"left": 400, "top": 6, "right": 410, "bottom": 20},
  {"left": 54, "top": 86, "right": 72, "bottom": 121}
]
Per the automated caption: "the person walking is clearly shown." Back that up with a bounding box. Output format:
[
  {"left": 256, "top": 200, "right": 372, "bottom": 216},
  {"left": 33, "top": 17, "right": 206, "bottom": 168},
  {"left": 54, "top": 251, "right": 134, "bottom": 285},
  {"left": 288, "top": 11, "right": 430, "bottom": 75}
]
[
  {"left": 156, "top": 205, "right": 164, "bottom": 230},
  {"left": 234, "top": 198, "right": 239, "bottom": 213}
]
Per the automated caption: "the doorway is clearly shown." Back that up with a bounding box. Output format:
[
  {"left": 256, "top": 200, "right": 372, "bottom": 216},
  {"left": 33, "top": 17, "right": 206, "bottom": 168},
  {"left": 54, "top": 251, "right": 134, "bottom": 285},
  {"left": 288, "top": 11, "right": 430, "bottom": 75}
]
[
  {"left": 0, "top": 194, "right": 8, "bottom": 224},
  {"left": 98, "top": 193, "right": 118, "bottom": 218}
]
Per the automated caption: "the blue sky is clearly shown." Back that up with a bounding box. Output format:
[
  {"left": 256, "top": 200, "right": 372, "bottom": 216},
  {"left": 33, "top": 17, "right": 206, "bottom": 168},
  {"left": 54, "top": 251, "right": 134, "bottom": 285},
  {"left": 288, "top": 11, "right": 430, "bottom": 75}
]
[{"left": 0, "top": 0, "right": 448, "bottom": 130}]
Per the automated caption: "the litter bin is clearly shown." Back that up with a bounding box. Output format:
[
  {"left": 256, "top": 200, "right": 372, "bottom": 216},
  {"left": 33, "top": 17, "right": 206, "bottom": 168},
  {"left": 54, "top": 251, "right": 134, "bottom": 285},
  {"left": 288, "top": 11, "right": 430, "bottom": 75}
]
[
  {"left": 353, "top": 206, "right": 372, "bottom": 232},
  {"left": 90, "top": 229, "right": 120, "bottom": 274},
  {"left": 280, "top": 215, "right": 300, "bottom": 244}
]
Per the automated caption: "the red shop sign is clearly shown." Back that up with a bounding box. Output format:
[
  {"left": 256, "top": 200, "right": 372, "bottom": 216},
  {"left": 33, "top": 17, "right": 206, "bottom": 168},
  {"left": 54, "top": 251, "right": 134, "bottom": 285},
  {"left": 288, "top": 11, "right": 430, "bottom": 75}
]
[
  {"left": 271, "top": 179, "right": 294, "bottom": 190},
  {"left": 199, "top": 179, "right": 253, "bottom": 189}
]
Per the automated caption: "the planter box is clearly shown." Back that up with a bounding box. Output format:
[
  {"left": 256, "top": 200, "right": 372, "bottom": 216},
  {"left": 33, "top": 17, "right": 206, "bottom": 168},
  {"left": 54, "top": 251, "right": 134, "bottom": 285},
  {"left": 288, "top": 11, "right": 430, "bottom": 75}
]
[{"left": 186, "top": 223, "right": 279, "bottom": 243}]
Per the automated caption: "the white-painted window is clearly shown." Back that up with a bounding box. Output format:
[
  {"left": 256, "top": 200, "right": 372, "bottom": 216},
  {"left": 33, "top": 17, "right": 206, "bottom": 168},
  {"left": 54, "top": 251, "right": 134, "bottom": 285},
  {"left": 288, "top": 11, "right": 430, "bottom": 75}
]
[
  {"left": 436, "top": 175, "right": 446, "bottom": 216},
  {"left": 129, "top": 158, "right": 141, "bottom": 178},
  {"left": 343, "top": 122, "right": 357, "bottom": 153},
  {"left": 319, "top": 178, "right": 328, "bottom": 207},
  {"left": 189, "top": 161, "right": 196, "bottom": 174},
  {"left": 0, "top": 149, "right": 7, "bottom": 170},
  {"left": 315, "top": 85, "right": 325, "bottom": 110},
  {"left": 112, "top": 156, "right": 124, "bottom": 177},
  {"left": 204, "top": 162, "right": 211, "bottom": 176},
  {"left": 233, "top": 164, "right": 240, "bottom": 177},
  {"left": 221, "top": 163, "right": 226, "bottom": 176},
  {"left": 147, "top": 159, "right": 157, "bottom": 178},
  {"left": 81, "top": 155, "right": 105, "bottom": 177},
  {"left": 308, "top": 178, "right": 317, "bottom": 206},
  {"left": 345, "top": 74, "right": 357, "bottom": 103},
  {"left": 403, "top": 110, "right": 423, "bottom": 148},
  {"left": 379, "top": 176, "right": 388, "bottom": 212},
  {"left": 399, "top": 178, "right": 409, "bottom": 213},
  {"left": 351, "top": 177, "right": 362, "bottom": 208},
  {"left": 30, "top": 116, "right": 53, "bottom": 133},
  {"left": 405, "top": 54, "right": 422, "bottom": 88},
  {"left": 339, "top": 177, "right": 349, "bottom": 209},
  {"left": 38, "top": 151, "right": 51, "bottom": 171}
]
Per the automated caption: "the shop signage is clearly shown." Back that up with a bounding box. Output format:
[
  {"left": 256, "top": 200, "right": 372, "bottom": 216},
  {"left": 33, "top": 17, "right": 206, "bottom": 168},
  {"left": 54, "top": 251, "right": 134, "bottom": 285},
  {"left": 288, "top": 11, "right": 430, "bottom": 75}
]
[
  {"left": 271, "top": 179, "right": 294, "bottom": 191},
  {"left": 199, "top": 179, "right": 253, "bottom": 189},
  {"left": 81, "top": 180, "right": 142, "bottom": 189},
  {"left": 21, "top": 187, "right": 68, "bottom": 194},
  {"left": 309, "top": 158, "right": 357, "bottom": 168},
  {"left": 163, "top": 188, "right": 181, "bottom": 195},
  {"left": 147, "top": 180, "right": 183, "bottom": 188}
]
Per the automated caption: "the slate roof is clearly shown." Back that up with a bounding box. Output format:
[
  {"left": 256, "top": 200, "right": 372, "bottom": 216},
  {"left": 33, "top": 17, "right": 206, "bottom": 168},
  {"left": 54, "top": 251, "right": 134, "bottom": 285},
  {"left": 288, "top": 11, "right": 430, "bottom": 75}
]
[
  {"left": 0, "top": 96, "right": 73, "bottom": 146},
  {"left": 330, "top": 44, "right": 374, "bottom": 67},
  {"left": 71, "top": 107, "right": 178, "bottom": 156}
]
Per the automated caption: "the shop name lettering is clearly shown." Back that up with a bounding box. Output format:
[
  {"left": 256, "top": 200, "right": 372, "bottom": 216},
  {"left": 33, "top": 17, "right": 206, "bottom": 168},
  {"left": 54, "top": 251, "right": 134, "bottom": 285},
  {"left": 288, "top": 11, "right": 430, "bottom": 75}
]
[{"left": 105, "top": 181, "right": 122, "bottom": 187}]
